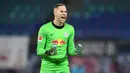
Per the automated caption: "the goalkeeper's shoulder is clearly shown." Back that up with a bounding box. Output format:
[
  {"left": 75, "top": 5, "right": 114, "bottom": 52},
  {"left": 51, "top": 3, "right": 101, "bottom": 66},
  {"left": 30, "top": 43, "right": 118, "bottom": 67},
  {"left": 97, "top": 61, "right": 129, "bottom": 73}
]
[
  {"left": 65, "top": 23, "right": 75, "bottom": 30},
  {"left": 39, "top": 22, "right": 52, "bottom": 31}
]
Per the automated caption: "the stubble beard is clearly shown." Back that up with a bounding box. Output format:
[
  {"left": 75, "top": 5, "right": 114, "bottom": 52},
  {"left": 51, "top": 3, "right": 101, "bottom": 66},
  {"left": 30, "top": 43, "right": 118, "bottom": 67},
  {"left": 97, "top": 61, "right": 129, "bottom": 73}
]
[{"left": 54, "top": 17, "right": 65, "bottom": 26}]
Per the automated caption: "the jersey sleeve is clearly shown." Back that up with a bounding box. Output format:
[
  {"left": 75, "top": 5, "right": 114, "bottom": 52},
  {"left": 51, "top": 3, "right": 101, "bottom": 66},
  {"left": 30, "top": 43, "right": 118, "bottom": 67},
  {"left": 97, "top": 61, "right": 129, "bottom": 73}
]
[
  {"left": 36, "top": 26, "right": 47, "bottom": 56},
  {"left": 68, "top": 26, "right": 77, "bottom": 56}
]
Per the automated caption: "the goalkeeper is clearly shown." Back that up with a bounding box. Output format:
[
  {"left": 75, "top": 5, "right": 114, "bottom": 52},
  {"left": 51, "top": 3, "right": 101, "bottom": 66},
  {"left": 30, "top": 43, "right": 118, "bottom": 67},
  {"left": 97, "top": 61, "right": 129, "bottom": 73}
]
[{"left": 37, "top": 3, "right": 83, "bottom": 73}]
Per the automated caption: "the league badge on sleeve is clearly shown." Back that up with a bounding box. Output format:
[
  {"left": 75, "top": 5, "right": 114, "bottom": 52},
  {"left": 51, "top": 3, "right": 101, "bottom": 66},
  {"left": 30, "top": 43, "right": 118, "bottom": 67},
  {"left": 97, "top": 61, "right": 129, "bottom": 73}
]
[{"left": 38, "top": 36, "right": 42, "bottom": 41}]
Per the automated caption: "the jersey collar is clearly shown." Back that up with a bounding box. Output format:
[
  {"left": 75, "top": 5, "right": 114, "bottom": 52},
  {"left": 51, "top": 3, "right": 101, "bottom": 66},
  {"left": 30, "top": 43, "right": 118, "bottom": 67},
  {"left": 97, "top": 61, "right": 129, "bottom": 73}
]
[{"left": 52, "top": 21, "right": 64, "bottom": 29}]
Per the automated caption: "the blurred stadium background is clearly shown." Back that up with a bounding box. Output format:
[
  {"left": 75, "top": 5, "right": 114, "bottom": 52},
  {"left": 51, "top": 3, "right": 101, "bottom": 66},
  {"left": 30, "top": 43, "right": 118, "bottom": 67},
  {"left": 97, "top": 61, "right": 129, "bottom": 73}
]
[{"left": 0, "top": 0, "right": 130, "bottom": 73}]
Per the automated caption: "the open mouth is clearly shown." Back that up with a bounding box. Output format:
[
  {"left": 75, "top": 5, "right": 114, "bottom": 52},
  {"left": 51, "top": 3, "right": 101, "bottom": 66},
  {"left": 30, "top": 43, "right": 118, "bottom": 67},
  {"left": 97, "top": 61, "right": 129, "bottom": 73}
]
[{"left": 61, "top": 17, "right": 66, "bottom": 19}]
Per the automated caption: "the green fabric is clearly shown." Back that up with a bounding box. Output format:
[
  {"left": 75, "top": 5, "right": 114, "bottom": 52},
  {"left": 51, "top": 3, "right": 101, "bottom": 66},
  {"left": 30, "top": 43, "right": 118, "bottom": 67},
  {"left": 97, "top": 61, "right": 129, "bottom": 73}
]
[
  {"left": 37, "top": 21, "right": 76, "bottom": 71},
  {"left": 40, "top": 64, "right": 70, "bottom": 73}
]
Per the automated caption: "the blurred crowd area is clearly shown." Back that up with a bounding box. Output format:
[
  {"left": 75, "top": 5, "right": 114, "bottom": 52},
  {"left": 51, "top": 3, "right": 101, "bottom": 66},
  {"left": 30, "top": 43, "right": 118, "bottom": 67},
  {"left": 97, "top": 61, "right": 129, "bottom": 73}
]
[{"left": 0, "top": 0, "right": 130, "bottom": 73}]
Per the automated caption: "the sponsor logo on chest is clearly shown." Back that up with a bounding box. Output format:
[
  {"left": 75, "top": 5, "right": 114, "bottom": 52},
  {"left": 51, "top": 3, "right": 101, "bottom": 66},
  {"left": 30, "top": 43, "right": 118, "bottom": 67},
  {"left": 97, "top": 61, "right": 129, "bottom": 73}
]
[{"left": 52, "top": 39, "right": 66, "bottom": 46}]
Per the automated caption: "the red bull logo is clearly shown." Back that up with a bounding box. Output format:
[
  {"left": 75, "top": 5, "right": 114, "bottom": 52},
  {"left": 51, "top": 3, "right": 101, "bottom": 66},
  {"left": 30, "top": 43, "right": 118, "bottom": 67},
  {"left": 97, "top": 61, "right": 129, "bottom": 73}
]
[{"left": 52, "top": 39, "right": 65, "bottom": 46}]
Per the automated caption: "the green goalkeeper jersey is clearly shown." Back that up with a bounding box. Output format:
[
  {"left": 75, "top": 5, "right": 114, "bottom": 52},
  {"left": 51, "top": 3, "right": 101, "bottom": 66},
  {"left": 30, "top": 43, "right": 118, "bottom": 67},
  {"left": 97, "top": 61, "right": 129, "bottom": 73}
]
[{"left": 37, "top": 21, "right": 76, "bottom": 70}]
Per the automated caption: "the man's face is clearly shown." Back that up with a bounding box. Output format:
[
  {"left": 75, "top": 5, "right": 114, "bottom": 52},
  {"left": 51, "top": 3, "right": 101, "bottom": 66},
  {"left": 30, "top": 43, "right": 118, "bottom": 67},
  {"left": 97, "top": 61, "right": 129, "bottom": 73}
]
[{"left": 54, "top": 6, "right": 67, "bottom": 23}]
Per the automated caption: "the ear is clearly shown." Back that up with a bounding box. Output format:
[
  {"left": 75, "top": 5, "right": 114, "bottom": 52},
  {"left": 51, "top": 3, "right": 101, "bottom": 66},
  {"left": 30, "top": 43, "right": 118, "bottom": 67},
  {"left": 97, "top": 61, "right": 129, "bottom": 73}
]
[{"left": 53, "top": 8, "right": 57, "bottom": 16}]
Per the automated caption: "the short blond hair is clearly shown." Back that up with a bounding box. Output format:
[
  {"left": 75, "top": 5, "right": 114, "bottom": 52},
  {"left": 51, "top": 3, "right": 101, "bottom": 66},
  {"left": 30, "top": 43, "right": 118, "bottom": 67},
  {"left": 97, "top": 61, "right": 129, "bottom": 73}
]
[
  {"left": 54, "top": 3, "right": 66, "bottom": 8},
  {"left": 53, "top": 3, "right": 66, "bottom": 17}
]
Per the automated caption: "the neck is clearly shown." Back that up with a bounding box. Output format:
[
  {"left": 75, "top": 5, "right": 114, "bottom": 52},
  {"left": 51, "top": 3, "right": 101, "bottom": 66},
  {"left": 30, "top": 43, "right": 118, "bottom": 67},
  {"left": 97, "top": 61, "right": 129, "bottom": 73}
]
[{"left": 53, "top": 19, "right": 64, "bottom": 26}]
